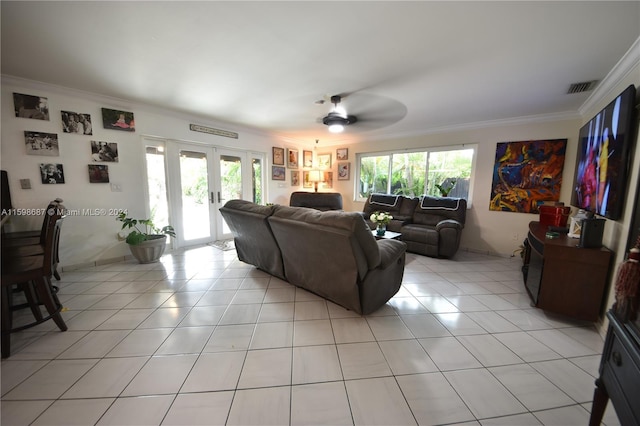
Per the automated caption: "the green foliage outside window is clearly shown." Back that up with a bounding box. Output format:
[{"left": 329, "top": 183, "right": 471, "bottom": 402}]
[{"left": 359, "top": 147, "right": 474, "bottom": 200}]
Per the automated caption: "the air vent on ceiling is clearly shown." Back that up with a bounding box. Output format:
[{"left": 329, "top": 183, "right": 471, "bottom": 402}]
[{"left": 567, "top": 80, "right": 598, "bottom": 94}]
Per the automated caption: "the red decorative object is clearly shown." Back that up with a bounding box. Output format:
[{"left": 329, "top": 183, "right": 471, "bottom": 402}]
[{"left": 539, "top": 205, "right": 571, "bottom": 227}]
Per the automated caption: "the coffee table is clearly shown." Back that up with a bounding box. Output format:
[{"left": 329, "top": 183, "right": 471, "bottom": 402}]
[{"left": 372, "top": 230, "right": 402, "bottom": 240}]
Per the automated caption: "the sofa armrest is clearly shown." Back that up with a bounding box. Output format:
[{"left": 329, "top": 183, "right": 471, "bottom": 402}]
[
  {"left": 435, "top": 219, "right": 463, "bottom": 232},
  {"left": 376, "top": 239, "right": 407, "bottom": 269}
]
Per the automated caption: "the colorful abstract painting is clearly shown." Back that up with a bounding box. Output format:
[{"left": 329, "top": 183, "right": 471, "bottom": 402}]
[{"left": 489, "top": 139, "right": 567, "bottom": 213}]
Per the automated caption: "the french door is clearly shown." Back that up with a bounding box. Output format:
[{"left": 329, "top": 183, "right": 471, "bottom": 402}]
[{"left": 163, "top": 141, "right": 261, "bottom": 248}]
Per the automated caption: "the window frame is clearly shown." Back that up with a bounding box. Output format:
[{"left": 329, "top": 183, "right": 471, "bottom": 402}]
[{"left": 355, "top": 144, "right": 477, "bottom": 207}]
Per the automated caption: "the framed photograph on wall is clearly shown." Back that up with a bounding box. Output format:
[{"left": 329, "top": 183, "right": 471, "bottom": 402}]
[
  {"left": 287, "top": 148, "right": 299, "bottom": 169},
  {"left": 273, "top": 147, "right": 285, "bottom": 165},
  {"left": 337, "top": 162, "right": 350, "bottom": 180},
  {"left": 318, "top": 153, "right": 331, "bottom": 169},
  {"left": 303, "top": 150, "right": 313, "bottom": 168},
  {"left": 88, "top": 164, "right": 110, "bottom": 183},
  {"left": 91, "top": 141, "right": 119, "bottom": 162},
  {"left": 291, "top": 170, "right": 300, "bottom": 186},
  {"left": 336, "top": 148, "right": 348, "bottom": 161},
  {"left": 272, "top": 166, "right": 285, "bottom": 180},
  {"left": 62, "top": 110, "right": 92, "bottom": 135},
  {"left": 25, "top": 131, "right": 59, "bottom": 156},
  {"left": 303, "top": 171, "right": 312, "bottom": 188},
  {"left": 322, "top": 171, "right": 333, "bottom": 189},
  {"left": 102, "top": 108, "right": 135, "bottom": 131},
  {"left": 14, "top": 93, "right": 49, "bottom": 120},
  {"left": 39, "top": 163, "right": 64, "bottom": 184}
]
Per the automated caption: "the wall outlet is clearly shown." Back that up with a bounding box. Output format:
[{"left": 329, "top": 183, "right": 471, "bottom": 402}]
[
  {"left": 111, "top": 183, "right": 122, "bottom": 192},
  {"left": 511, "top": 232, "right": 519, "bottom": 242}
]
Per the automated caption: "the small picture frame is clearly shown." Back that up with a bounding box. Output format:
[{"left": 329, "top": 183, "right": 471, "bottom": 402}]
[
  {"left": 25, "top": 131, "right": 59, "bottom": 156},
  {"left": 62, "top": 110, "right": 93, "bottom": 135},
  {"left": 91, "top": 141, "right": 119, "bottom": 162},
  {"left": 287, "top": 148, "right": 299, "bottom": 169},
  {"left": 272, "top": 165, "right": 286, "bottom": 180},
  {"left": 102, "top": 108, "right": 135, "bottom": 131},
  {"left": 323, "top": 171, "right": 333, "bottom": 189},
  {"left": 336, "top": 148, "right": 348, "bottom": 161},
  {"left": 14, "top": 93, "right": 49, "bottom": 121},
  {"left": 303, "top": 150, "right": 313, "bottom": 168},
  {"left": 303, "top": 171, "right": 312, "bottom": 188},
  {"left": 318, "top": 153, "right": 331, "bottom": 169},
  {"left": 273, "top": 147, "right": 285, "bottom": 165},
  {"left": 88, "top": 164, "right": 110, "bottom": 183},
  {"left": 39, "top": 163, "right": 65, "bottom": 184},
  {"left": 337, "top": 162, "right": 350, "bottom": 180},
  {"left": 291, "top": 170, "right": 300, "bottom": 186}
]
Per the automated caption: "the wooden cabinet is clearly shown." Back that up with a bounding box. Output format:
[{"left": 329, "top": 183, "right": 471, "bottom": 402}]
[
  {"left": 589, "top": 311, "right": 640, "bottom": 426},
  {"left": 523, "top": 221, "right": 613, "bottom": 321}
]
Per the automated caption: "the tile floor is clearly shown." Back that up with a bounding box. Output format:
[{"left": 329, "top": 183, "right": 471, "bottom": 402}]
[{"left": 1, "top": 246, "right": 622, "bottom": 425}]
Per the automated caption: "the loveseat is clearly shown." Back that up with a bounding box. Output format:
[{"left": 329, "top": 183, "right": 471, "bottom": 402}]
[
  {"left": 289, "top": 191, "right": 343, "bottom": 211},
  {"left": 220, "top": 199, "right": 406, "bottom": 314},
  {"left": 364, "top": 193, "right": 467, "bottom": 258}
]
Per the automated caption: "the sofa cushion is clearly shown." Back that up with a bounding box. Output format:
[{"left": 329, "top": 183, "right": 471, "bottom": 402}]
[
  {"left": 289, "top": 191, "right": 343, "bottom": 211},
  {"left": 413, "top": 196, "right": 467, "bottom": 226},
  {"left": 401, "top": 224, "right": 439, "bottom": 245},
  {"left": 369, "top": 193, "right": 402, "bottom": 209},
  {"left": 219, "top": 200, "right": 285, "bottom": 279},
  {"left": 271, "top": 206, "right": 380, "bottom": 276}
]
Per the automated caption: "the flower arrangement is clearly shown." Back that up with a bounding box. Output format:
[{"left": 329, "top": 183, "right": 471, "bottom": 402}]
[{"left": 370, "top": 211, "right": 393, "bottom": 225}]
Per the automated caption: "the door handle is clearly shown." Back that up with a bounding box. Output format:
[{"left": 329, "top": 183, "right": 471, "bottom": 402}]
[
  {"left": 210, "top": 192, "right": 214, "bottom": 204},
  {"left": 217, "top": 192, "right": 221, "bottom": 203}
]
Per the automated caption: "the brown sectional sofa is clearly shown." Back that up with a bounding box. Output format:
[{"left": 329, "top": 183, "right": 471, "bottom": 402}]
[
  {"left": 363, "top": 193, "right": 467, "bottom": 258},
  {"left": 220, "top": 199, "right": 406, "bottom": 314}
]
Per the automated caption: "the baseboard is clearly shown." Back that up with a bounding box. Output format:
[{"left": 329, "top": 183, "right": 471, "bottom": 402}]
[{"left": 61, "top": 254, "right": 134, "bottom": 272}]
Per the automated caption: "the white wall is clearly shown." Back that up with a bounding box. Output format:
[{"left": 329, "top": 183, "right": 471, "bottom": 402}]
[
  {"left": 332, "top": 118, "right": 581, "bottom": 257},
  {"left": 1, "top": 76, "right": 293, "bottom": 267}
]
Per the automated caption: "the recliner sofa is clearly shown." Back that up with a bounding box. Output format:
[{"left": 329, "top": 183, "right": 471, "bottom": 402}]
[
  {"left": 289, "top": 191, "right": 343, "bottom": 211},
  {"left": 363, "top": 193, "right": 466, "bottom": 258},
  {"left": 220, "top": 200, "right": 406, "bottom": 314}
]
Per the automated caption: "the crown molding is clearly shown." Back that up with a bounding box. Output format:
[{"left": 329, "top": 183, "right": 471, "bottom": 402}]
[{"left": 579, "top": 36, "right": 640, "bottom": 117}]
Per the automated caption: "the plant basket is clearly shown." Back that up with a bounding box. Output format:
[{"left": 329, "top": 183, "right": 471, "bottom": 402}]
[{"left": 128, "top": 235, "right": 167, "bottom": 263}]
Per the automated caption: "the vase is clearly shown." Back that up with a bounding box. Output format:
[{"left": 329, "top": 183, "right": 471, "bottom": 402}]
[
  {"left": 376, "top": 223, "right": 386, "bottom": 236},
  {"left": 127, "top": 235, "right": 167, "bottom": 264}
]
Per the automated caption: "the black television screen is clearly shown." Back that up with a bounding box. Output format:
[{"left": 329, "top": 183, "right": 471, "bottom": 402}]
[{"left": 571, "top": 84, "right": 637, "bottom": 220}]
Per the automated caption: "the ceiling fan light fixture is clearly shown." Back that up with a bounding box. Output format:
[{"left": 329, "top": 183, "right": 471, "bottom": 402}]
[
  {"left": 322, "top": 110, "right": 357, "bottom": 133},
  {"left": 328, "top": 123, "right": 344, "bottom": 133},
  {"left": 320, "top": 94, "right": 357, "bottom": 133}
]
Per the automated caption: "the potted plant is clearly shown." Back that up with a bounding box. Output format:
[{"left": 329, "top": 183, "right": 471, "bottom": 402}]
[
  {"left": 435, "top": 179, "right": 457, "bottom": 197},
  {"left": 370, "top": 211, "right": 393, "bottom": 236},
  {"left": 116, "top": 212, "right": 176, "bottom": 263}
]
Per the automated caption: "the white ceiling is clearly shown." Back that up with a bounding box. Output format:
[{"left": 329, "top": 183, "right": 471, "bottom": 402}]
[{"left": 2, "top": 1, "right": 639, "bottom": 145}]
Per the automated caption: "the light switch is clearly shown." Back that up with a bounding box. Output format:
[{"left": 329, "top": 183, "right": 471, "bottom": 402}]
[
  {"left": 20, "top": 179, "right": 31, "bottom": 189},
  {"left": 110, "top": 183, "right": 122, "bottom": 192}
]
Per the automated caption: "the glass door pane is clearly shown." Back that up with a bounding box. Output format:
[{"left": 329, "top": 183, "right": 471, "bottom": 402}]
[
  {"left": 215, "top": 149, "right": 245, "bottom": 240},
  {"left": 252, "top": 157, "right": 263, "bottom": 204},
  {"left": 145, "top": 144, "right": 170, "bottom": 231},
  {"left": 179, "top": 149, "right": 214, "bottom": 243}
]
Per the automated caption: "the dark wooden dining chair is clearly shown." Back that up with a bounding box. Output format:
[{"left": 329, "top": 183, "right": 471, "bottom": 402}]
[
  {"left": 2, "top": 198, "right": 63, "bottom": 242},
  {"left": 1, "top": 212, "right": 68, "bottom": 358},
  {"left": 3, "top": 200, "right": 65, "bottom": 280}
]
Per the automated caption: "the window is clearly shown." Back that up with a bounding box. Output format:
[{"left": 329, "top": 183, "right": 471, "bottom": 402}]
[{"left": 356, "top": 145, "right": 476, "bottom": 204}]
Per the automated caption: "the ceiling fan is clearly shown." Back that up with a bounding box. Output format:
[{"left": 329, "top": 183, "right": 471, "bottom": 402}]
[{"left": 322, "top": 95, "right": 357, "bottom": 133}]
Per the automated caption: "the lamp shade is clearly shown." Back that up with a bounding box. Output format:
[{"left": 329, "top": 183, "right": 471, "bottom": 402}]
[{"left": 308, "top": 170, "right": 322, "bottom": 182}]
